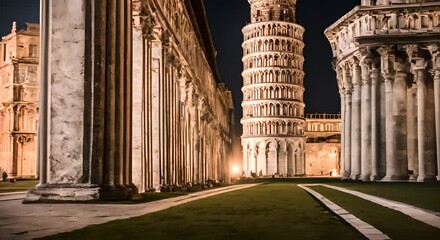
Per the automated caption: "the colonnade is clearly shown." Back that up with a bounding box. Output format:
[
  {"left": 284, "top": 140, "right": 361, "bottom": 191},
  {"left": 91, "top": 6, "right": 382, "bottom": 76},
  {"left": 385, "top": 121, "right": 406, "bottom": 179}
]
[
  {"left": 326, "top": 1, "right": 440, "bottom": 181},
  {"left": 132, "top": 0, "right": 234, "bottom": 192},
  {"left": 337, "top": 45, "right": 440, "bottom": 181}
]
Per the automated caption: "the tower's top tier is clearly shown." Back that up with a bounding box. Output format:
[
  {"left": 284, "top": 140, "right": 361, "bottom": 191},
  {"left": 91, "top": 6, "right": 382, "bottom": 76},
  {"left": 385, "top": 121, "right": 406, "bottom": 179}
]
[
  {"left": 361, "top": 0, "right": 436, "bottom": 6},
  {"left": 248, "top": 0, "right": 297, "bottom": 23}
]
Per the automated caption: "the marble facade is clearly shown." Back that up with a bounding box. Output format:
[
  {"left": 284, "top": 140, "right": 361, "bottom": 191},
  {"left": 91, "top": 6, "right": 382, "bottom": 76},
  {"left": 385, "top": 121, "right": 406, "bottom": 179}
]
[
  {"left": 241, "top": 0, "right": 306, "bottom": 177},
  {"left": 325, "top": 0, "right": 440, "bottom": 181},
  {"left": 132, "top": 0, "right": 234, "bottom": 192},
  {"left": 0, "top": 23, "right": 39, "bottom": 179}
]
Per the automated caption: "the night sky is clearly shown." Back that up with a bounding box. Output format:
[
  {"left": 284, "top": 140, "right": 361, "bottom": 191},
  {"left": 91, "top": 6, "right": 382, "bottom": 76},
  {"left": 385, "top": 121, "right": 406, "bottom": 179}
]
[{"left": 0, "top": 0, "right": 359, "bottom": 135}]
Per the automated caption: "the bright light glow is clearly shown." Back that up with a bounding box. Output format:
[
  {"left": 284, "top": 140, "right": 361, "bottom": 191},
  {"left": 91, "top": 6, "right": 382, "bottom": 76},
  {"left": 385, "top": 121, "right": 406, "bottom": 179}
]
[{"left": 231, "top": 165, "right": 240, "bottom": 175}]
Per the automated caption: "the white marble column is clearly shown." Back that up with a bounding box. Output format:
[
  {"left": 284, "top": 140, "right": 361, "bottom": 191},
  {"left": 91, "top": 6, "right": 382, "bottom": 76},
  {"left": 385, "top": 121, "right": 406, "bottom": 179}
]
[
  {"left": 370, "top": 64, "right": 383, "bottom": 181},
  {"left": 340, "top": 89, "right": 346, "bottom": 178},
  {"left": 132, "top": 0, "right": 147, "bottom": 193},
  {"left": 151, "top": 38, "right": 162, "bottom": 190},
  {"left": 257, "top": 143, "right": 266, "bottom": 176},
  {"left": 242, "top": 145, "right": 248, "bottom": 176},
  {"left": 343, "top": 65, "right": 353, "bottom": 178},
  {"left": 409, "top": 53, "right": 437, "bottom": 182},
  {"left": 415, "top": 62, "right": 428, "bottom": 182},
  {"left": 351, "top": 57, "right": 362, "bottom": 180},
  {"left": 360, "top": 59, "right": 372, "bottom": 181},
  {"left": 407, "top": 82, "right": 418, "bottom": 180},
  {"left": 25, "top": 0, "right": 134, "bottom": 202},
  {"left": 380, "top": 48, "right": 397, "bottom": 181},
  {"left": 393, "top": 63, "right": 408, "bottom": 180},
  {"left": 428, "top": 44, "right": 440, "bottom": 181}
]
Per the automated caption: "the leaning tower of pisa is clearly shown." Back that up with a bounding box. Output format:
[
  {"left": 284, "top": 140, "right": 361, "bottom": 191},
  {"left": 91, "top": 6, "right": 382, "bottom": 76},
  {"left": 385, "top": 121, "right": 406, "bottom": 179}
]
[{"left": 241, "top": 0, "right": 306, "bottom": 177}]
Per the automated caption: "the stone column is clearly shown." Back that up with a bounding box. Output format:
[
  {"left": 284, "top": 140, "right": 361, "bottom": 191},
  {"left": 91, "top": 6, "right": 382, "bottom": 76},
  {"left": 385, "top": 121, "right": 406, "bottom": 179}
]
[
  {"left": 151, "top": 37, "right": 162, "bottom": 190},
  {"left": 392, "top": 59, "right": 408, "bottom": 180},
  {"left": 25, "top": 0, "right": 134, "bottom": 202},
  {"left": 379, "top": 48, "right": 397, "bottom": 181},
  {"left": 428, "top": 44, "right": 440, "bottom": 181},
  {"left": 370, "top": 66, "right": 381, "bottom": 180},
  {"left": 343, "top": 64, "right": 353, "bottom": 178},
  {"left": 351, "top": 57, "right": 362, "bottom": 180},
  {"left": 413, "top": 58, "right": 434, "bottom": 182},
  {"left": 360, "top": 58, "right": 372, "bottom": 181},
  {"left": 131, "top": 0, "right": 148, "bottom": 193},
  {"left": 340, "top": 89, "right": 346, "bottom": 178},
  {"left": 408, "top": 45, "right": 437, "bottom": 182},
  {"left": 407, "top": 82, "right": 418, "bottom": 180},
  {"left": 415, "top": 62, "right": 428, "bottom": 182},
  {"left": 242, "top": 145, "right": 248, "bottom": 176}
]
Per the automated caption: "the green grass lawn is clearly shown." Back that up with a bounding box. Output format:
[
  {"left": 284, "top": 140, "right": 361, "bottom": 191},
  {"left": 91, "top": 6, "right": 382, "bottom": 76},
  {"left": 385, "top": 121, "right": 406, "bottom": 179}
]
[
  {"left": 0, "top": 179, "right": 38, "bottom": 193},
  {"left": 40, "top": 183, "right": 363, "bottom": 240},
  {"left": 310, "top": 186, "right": 440, "bottom": 240},
  {"left": 328, "top": 181, "right": 440, "bottom": 212}
]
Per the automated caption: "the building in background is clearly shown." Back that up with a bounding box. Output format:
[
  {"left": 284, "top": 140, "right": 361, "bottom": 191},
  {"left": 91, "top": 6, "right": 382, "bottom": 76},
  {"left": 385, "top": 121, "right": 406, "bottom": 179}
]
[
  {"left": 0, "top": 22, "right": 39, "bottom": 179},
  {"left": 132, "top": 0, "right": 235, "bottom": 192},
  {"left": 325, "top": 0, "right": 440, "bottom": 181},
  {"left": 305, "top": 114, "right": 341, "bottom": 176},
  {"left": 241, "top": 0, "right": 306, "bottom": 177}
]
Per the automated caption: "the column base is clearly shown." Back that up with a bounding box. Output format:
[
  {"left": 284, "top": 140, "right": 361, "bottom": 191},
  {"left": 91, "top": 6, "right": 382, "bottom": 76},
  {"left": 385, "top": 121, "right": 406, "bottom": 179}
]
[
  {"left": 437, "top": 176, "right": 440, "bottom": 181},
  {"left": 417, "top": 175, "right": 437, "bottom": 182},
  {"left": 382, "top": 175, "right": 409, "bottom": 182},
  {"left": 23, "top": 184, "right": 100, "bottom": 203},
  {"left": 360, "top": 175, "right": 371, "bottom": 181},
  {"left": 350, "top": 174, "right": 361, "bottom": 180},
  {"left": 409, "top": 175, "right": 418, "bottom": 181},
  {"left": 23, "top": 184, "right": 133, "bottom": 203},
  {"left": 370, "top": 175, "right": 382, "bottom": 181},
  {"left": 99, "top": 185, "right": 133, "bottom": 201}
]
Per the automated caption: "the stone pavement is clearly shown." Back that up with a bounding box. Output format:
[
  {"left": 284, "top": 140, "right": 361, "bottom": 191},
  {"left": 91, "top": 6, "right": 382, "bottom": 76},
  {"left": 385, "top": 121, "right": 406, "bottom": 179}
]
[
  {"left": 0, "top": 192, "right": 27, "bottom": 202},
  {"left": 299, "top": 184, "right": 391, "bottom": 240},
  {"left": 321, "top": 184, "right": 440, "bottom": 229},
  {"left": 0, "top": 184, "right": 257, "bottom": 240}
]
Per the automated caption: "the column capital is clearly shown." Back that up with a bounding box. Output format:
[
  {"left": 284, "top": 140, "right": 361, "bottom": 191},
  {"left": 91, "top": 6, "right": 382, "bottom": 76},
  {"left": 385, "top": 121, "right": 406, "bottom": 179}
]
[
  {"left": 428, "top": 43, "right": 440, "bottom": 73},
  {"left": 378, "top": 46, "right": 396, "bottom": 78},
  {"left": 406, "top": 44, "right": 429, "bottom": 72},
  {"left": 341, "top": 62, "right": 353, "bottom": 91},
  {"left": 133, "top": 1, "right": 158, "bottom": 40},
  {"left": 351, "top": 56, "right": 362, "bottom": 86},
  {"left": 360, "top": 58, "right": 372, "bottom": 85}
]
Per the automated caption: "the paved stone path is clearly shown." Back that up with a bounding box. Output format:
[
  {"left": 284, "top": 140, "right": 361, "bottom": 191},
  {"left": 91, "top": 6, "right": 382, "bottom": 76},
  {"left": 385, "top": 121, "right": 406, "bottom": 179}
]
[
  {"left": 299, "top": 184, "right": 391, "bottom": 240},
  {"left": 0, "top": 191, "right": 27, "bottom": 202},
  {"left": 0, "top": 184, "right": 257, "bottom": 240},
  {"left": 321, "top": 184, "right": 440, "bottom": 229}
]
